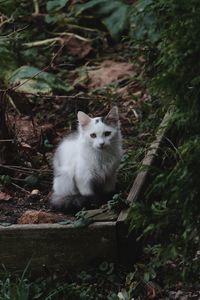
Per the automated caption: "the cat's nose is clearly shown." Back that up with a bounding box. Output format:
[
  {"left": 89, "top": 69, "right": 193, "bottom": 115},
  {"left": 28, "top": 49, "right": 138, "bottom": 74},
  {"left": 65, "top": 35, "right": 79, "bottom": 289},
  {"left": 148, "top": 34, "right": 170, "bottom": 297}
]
[{"left": 99, "top": 142, "right": 105, "bottom": 149}]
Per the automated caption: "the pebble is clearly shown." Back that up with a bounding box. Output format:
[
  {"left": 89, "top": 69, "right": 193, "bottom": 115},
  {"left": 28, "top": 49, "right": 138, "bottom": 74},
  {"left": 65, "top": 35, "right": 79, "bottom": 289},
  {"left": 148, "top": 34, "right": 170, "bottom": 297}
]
[{"left": 31, "top": 189, "right": 40, "bottom": 195}]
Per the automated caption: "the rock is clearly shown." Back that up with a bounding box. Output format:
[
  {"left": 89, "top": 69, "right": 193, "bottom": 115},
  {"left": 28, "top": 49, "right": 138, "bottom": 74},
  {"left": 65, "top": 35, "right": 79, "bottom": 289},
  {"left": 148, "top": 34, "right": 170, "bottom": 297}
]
[
  {"left": 18, "top": 210, "right": 64, "bottom": 224},
  {"left": 0, "top": 192, "right": 12, "bottom": 201},
  {"left": 31, "top": 189, "right": 40, "bottom": 195}
]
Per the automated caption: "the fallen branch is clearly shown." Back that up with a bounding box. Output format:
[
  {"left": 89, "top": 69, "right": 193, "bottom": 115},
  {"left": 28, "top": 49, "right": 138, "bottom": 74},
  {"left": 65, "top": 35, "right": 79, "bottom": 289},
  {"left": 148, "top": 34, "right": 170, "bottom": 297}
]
[
  {"left": 5, "top": 90, "right": 92, "bottom": 100},
  {"left": 0, "top": 139, "right": 14, "bottom": 142},
  {"left": 23, "top": 37, "right": 61, "bottom": 47},
  {"left": 7, "top": 95, "right": 21, "bottom": 115},
  {"left": 59, "top": 32, "right": 92, "bottom": 42},
  {"left": 0, "top": 15, "right": 14, "bottom": 28},
  {"left": 33, "top": 0, "right": 39, "bottom": 15},
  {"left": 23, "top": 33, "right": 91, "bottom": 48},
  {"left": 11, "top": 182, "right": 30, "bottom": 194},
  {"left": 1, "top": 25, "right": 29, "bottom": 40},
  {"left": 0, "top": 164, "right": 52, "bottom": 175}
]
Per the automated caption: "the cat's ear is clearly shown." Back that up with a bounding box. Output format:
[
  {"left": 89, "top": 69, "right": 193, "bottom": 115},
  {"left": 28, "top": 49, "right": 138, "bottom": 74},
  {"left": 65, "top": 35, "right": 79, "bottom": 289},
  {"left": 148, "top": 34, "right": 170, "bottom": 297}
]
[
  {"left": 77, "top": 111, "right": 91, "bottom": 127},
  {"left": 104, "top": 106, "right": 119, "bottom": 124}
]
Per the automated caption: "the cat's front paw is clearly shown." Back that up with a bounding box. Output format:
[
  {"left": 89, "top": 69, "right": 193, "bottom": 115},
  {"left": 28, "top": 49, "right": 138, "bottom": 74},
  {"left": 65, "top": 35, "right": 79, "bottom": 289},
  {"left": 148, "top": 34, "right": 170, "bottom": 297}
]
[{"left": 50, "top": 194, "right": 96, "bottom": 214}]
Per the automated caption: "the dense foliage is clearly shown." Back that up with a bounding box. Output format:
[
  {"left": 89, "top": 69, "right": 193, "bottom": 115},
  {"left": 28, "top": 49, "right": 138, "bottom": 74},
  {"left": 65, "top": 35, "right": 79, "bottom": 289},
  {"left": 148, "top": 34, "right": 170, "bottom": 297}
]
[
  {"left": 0, "top": 0, "right": 130, "bottom": 96},
  {"left": 0, "top": 263, "right": 126, "bottom": 300},
  {"left": 129, "top": 0, "right": 200, "bottom": 287}
]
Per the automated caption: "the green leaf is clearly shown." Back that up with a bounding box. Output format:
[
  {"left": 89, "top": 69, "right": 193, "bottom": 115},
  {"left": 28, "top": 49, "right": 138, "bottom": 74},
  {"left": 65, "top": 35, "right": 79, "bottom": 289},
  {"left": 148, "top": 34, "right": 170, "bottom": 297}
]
[
  {"left": 0, "top": 0, "right": 18, "bottom": 15},
  {"left": 143, "top": 224, "right": 155, "bottom": 235},
  {"left": 73, "top": 218, "right": 91, "bottom": 227},
  {"left": 143, "top": 272, "right": 150, "bottom": 282},
  {"left": 0, "top": 175, "right": 11, "bottom": 185},
  {"left": 0, "top": 42, "right": 18, "bottom": 80},
  {"left": 75, "top": 0, "right": 130, "bottom": 40},
  {"left": 22, "top": 48, "right": 38, "bottom": 63},
  {"left": 99, "top": 261, "right": 109, "bottom": 272},
  {"left": 47, "top": 0, "right": 69, "bottom": 12},
  {"left": 0, "top": 222, "right": 12, "bottom": 227},
  {"left": 9, "top": 66, "right": 73, "bottom": 94},
  {"left": 45, "top": 14, "right": 63, "bottom": 24},
  {"left": 44, "top": 139, "right": 53, "bottom": 150},
  {"left": 25, "top": 175, "right": 39, "bottom": 187},
  {"left": 13, "top": 79, "right": 52, "bottom": 95},
  {"left": 102, "top": 5, "right": 128, "bottom": 39},
  {"left": 57, "top": 220, "right": 72, "bottom": 225}
]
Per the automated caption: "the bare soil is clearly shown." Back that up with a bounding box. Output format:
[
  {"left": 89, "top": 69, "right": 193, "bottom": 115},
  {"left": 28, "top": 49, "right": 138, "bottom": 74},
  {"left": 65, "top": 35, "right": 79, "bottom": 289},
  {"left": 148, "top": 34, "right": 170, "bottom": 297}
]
[{"left": 0, "top": 45, "right": 159, "bottom": 225}]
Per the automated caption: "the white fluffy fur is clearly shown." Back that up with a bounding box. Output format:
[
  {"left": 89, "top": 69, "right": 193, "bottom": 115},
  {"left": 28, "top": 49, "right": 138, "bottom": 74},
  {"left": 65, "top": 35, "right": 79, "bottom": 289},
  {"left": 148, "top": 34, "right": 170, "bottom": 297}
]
[{"left": 51, "top": 107, "right": 122, "bottom": 209}]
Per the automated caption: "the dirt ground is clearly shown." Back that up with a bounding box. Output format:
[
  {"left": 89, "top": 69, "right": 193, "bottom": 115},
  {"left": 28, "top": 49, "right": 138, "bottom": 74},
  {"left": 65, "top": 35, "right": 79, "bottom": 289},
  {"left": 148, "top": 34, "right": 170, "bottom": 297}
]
[{"left": 0, "top": 44, "right": 159, "bottom": 225}]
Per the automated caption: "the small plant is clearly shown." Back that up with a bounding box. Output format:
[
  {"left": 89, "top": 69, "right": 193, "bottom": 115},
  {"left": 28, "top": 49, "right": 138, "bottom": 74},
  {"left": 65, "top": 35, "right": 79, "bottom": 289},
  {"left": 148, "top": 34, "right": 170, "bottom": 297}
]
[
  {"left": 74, "top": 210, "right": 92, "bottom": 227},
  {"left": 58, "top": 210, "right": 92, "bottom": 227},
  {"left": 0, "top": 175, "right": 11, "bottom": 186},
  {"left": 0, "top": 263, "right": 129, "bottom": 300},
  {"left": 107, "top": 194, "right": 126, "bottom": 212}
]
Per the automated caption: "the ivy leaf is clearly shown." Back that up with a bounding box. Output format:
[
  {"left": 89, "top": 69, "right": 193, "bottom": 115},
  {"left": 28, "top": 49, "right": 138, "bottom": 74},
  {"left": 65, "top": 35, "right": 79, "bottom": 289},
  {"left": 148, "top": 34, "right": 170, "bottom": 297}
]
[
  {"left": 46, "top": 0, "right": 69, "bottom": 12},
  {"left": 22, "top": 48, "right": 38, "bottom": 64},
  {"left": 0, "top": 222, "right": 12, "bottom": 227},
  {"left": 0, "top": 0, "right": 17, "bottom": 15},
  {"left": 75, "top": 0, "right": 130, "bottom": 40},
  {"left": 74, "top": 210, "right": 91, "bottom": 227},
  {"left": 0, "top": 42, "right": 18, "bottom": 80},
  {"left": 11, "top": 79, "right": 52, "bottom": 95},
  {"left": 45, "top": 14, "right": 65, "bottom": 24},
  {"left": 0, "top": 175, "right": 11, "bottom": 185},
  {"left": 73, "top": 218, "right": 91, "bottom": 227},
  {"left": 44, "top": 139, "right": 53, "bottom": 150},
  {"left": 102, "top": 4, "right": 128, "bottom": 39},
  {"left": 9, "top": 66, "right": 73, "bottom": 94},
  {"left": 25, "top": 175, "right": 39, "bottom": 187},
  {"left": 57, "top": 220, "right": 73, "bottom": 225},
  {"left": 144, "top": 272, "right": 150, "bottom": 282}
]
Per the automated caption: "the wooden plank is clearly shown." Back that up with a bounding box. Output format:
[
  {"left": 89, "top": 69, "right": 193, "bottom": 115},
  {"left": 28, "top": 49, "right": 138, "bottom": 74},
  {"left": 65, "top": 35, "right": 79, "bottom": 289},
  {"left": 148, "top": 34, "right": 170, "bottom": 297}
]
[
  {"left": 117, "top": 209, "right": 129, "bottom": 224},
  {"left": 0, "top": 222, "right": 117, "bottom": 273},
  {"left": 85, "top": 208, "right": 118, "bottom": 222},
  {"left": 116, "top": 110, "right": 173, "bottom": 265},
  {"left": 126, "top": 109, "right": 173, "bottom": 205},
  {"left": 117, "top": 110, "right": 172, "bottom": 226},
  {"left": 0, "top": 110, "right": 173, "bottom": 273}
]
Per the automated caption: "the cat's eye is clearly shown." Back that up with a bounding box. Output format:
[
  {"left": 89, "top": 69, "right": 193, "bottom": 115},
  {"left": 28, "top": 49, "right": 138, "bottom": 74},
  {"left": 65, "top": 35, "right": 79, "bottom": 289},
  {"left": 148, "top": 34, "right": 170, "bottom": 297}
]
[
  {"left": 104, "top": 131, "right": 111, "bottom": 137},
  {"left": 90, "top": 133, "right": 97, "bottom": 138}
]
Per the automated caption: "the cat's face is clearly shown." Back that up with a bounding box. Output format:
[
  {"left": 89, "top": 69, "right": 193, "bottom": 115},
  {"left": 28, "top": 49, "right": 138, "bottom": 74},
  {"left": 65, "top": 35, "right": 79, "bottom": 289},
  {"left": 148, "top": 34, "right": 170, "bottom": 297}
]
[{"left": 78, "top": 107, "right": 120, "bottom": 150}]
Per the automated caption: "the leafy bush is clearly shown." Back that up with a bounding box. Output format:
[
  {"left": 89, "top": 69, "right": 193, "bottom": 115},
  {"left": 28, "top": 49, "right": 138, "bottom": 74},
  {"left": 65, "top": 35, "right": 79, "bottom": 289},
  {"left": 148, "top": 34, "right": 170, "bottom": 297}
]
[
  {"left": 128, "top": 0, "right": 200, "bottom": 287},
  {"left": 75, "top": 0, "right": 130, "bottom": 40}
]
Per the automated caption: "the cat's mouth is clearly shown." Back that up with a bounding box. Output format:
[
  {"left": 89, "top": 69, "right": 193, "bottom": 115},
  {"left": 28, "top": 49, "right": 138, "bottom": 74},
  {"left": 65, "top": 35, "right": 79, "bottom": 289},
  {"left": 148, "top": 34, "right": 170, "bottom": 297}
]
[{"left": 96, "top": 145, "right": 106, "bottom": 150}]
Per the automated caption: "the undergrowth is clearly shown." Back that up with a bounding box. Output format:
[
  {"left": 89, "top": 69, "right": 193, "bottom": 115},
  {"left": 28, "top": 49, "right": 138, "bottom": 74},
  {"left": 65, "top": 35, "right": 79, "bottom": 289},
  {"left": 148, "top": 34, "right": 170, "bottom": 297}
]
[
  {"left": 0, "top": 263, "right": 134, "bottom": 300},
  {"left": 128, "top": 0, "right": 200, "bottom": 288}
]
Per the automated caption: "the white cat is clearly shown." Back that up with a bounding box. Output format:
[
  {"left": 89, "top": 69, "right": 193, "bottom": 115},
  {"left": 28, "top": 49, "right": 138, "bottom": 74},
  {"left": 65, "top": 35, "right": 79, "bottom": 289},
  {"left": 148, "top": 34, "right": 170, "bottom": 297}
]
[{"left": 51, "top": 106, "right": 122, "bottom": 212}]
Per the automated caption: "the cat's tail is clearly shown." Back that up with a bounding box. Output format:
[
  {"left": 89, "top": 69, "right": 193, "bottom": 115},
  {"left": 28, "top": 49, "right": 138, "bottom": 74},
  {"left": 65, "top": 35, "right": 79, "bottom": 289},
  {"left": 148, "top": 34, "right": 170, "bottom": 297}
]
[{"left": 50, "top": 193, "right": 100, "bottom": 214}]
